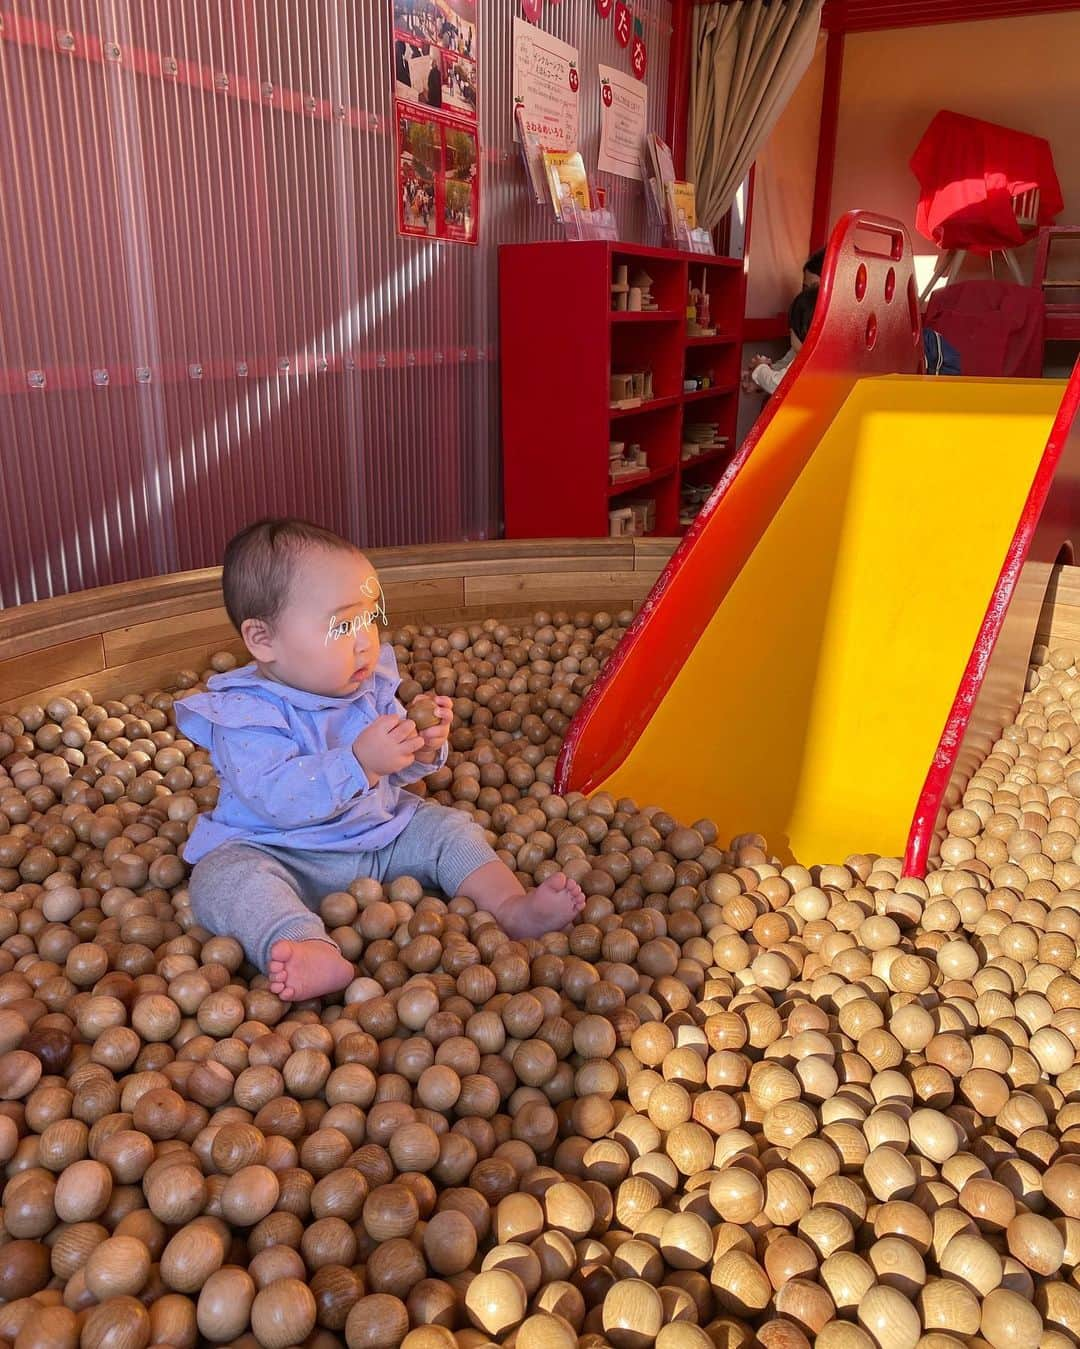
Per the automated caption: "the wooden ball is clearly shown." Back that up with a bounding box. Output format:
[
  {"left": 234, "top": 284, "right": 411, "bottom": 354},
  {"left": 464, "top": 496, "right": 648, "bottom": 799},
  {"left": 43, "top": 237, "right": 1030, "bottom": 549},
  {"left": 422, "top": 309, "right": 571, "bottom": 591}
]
[
  {"left": 857, "top": 1285, "right": 921, "bottom": 1349},
  {"left": 53, "top": 1158, "right": 112, "bottom": 1222},
  {"left": 917, "top": 1277, "right": 981, "bottom": 1336},
  {"left": 13, "top": 1305, "right": 79, "bottom": 1349},
  {"left": 980, "top": 1287, "right": 1043, "bottom": 1349},
  {"left": 1044, "top": 1162, "right": 1080, "bottom": 1218},
  {"left": 659, "top": 1211, "right": 713, "bottom": 1270},
  {"left": 363, "top": 1183, "right": 420, "bottom": 1241},
  {"left": 311, "top": 1264, "right": 365, "bottom": 1332},
  {"left": 422, "top": 1208, "right": 478, "bottom": 1275},
  {"left": 515, "top": 1313, "right": 579, "bottom": 1349},
  {"left": 80, "top": 1296, "right": 151, "bottom": 1349},
  {"left": 601, "top": 1279, "right": 664, "bottom": 1349},
  {"left": 221, "top": 1165, "right": 280, "bottom": 1227},
  {"left": 197, "top": 1266, "right": 257, "bottom": 1342},
  {"left": 1007, "top": 1212, "right": 1064, "bottom": 1276},
  {"left": 543, "top": 1181, "right": 595, "bottom": 1239},
  {"left": 401, "top": 1330, "right": 457, "bottom": 1349},
  {"left": 940, "top": 1233, "right": 1003, "bottom": 1296},
  {"left": 710, "top": 1251, "right": 772, "bottom": 1317},
  {"left": 0, "top": 1239, "right": 50, "bottom": 1300},
  {"left": 83, "top": 1236, "right": 151, "bottom": 1300},
  {"left": 464, "top": 1269, "right": 528, "bottom": 1337},
  {"left": 160, "top": 1221, "right": 227, "bottom": 1294},
  {"left": 250, "top": 1277, "right": 317, "bottom": 1349}
]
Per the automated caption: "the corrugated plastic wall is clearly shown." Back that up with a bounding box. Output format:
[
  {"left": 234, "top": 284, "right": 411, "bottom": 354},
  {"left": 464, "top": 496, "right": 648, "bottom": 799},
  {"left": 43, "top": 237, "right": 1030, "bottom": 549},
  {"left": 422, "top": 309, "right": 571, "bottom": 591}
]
[{"left": 0, "top": 0, "right": 672, "bottom": 605}]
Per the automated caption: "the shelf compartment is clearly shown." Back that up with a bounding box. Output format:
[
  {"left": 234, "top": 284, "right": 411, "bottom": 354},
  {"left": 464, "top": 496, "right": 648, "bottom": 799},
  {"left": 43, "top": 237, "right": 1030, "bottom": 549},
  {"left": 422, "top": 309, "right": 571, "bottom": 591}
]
[
  {"left": 686, "top": 332, "right": 740, "bottom": 346},
  {"left": 681, "top": 446, "right": 733, "bottom": 471},
  {"left": 608, "top": 465, "right": 675, "bottom": 498},
  {"left": 683, "top": 384, "right": 737, "bottom": 403},
  {"left": 610, "top": 394, "right": 683, "bottom": 419},
  {"left": 611, "top": 310, "right": 684, "bottom": 324}
]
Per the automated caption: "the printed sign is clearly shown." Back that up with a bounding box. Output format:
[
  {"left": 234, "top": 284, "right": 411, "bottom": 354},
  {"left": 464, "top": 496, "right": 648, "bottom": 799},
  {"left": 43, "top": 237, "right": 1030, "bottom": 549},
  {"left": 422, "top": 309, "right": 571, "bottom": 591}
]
[
  {"left": 512, "top": 17, "right": 580, "bottom": 152},
  {"left": 598, "top": 64, "right": 646, "bottom": 179}
]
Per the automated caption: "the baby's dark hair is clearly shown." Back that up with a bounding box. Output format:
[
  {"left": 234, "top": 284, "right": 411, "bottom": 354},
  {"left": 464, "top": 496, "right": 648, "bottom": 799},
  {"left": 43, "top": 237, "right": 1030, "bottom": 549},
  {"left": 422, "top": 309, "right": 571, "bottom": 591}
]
[
  {"left": 222, "top": 517, "right": 359, "bottom": 630},
  {"left": 803, "top": 247, "right": 826, "bottom": 278},
  {"left": 789, "top": 287, "right": 818, "bottom": 344}
]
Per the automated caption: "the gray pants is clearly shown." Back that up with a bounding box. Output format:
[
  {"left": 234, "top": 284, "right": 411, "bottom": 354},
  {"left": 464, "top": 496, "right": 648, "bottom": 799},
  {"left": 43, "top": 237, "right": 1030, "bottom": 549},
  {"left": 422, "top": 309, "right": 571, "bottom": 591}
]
[{"left": 188, "top": 801, "right": 496, "bottom": 971}]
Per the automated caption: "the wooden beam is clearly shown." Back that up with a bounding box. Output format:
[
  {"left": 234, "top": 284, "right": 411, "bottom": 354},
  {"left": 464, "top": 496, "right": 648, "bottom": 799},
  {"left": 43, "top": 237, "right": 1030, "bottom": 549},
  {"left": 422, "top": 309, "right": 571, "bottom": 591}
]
[
  {"left": 666, "top": 0, "right": 692, "bottom": 178},
  {"left": 810, "top": 30, "right": 844, "bottom": 251},
  {"left": 822, "top": 0, "right": 1080, "bottom": 31}
]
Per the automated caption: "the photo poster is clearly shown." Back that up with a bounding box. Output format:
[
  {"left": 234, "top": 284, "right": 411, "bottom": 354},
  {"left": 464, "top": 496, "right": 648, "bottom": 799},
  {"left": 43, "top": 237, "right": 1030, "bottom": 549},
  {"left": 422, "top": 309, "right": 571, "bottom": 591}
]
[
  {"left": 597, "top": 64, "right": 647, "bottom": 181},
  {"left": 512, "top": 17, "right": 580, "bottom": 153},
  {"left": 392, "top": 0, "right": 479, "bottom": 245}
]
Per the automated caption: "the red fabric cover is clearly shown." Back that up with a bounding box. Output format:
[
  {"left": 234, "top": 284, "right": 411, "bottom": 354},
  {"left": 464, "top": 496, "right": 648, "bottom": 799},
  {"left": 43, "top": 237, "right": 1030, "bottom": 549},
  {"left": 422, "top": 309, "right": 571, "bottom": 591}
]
[
  {"left": 910, "top": 110, "right": 1063, "bottom": 253},
  {"left": 924, "top": 280, "right": 1045, "bottom": 378}
]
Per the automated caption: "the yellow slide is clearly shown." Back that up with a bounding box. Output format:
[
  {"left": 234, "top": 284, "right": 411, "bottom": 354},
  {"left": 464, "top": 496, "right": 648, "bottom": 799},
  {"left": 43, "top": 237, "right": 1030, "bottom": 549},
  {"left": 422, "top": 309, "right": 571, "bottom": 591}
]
[
  {"left": 556, "top": 214, "right": 1080, "bottom": 873},
  {"left": 597, "top": 376, "right": 1063, "bottom": 864}
]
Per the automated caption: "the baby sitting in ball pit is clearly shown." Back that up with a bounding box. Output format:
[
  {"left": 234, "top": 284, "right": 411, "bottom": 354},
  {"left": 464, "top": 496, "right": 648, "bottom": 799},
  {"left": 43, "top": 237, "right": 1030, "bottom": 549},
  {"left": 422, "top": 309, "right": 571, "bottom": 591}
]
[{"left": 175, "top": 518, "right": 585, "bottom": 1003}]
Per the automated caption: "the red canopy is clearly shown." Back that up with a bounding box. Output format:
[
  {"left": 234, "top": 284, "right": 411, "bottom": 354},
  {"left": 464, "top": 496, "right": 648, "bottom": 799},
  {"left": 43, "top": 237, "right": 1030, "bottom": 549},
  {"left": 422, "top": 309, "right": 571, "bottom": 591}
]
[{"left": 910, "top": 110, "right": 1062, "bottom": 254}]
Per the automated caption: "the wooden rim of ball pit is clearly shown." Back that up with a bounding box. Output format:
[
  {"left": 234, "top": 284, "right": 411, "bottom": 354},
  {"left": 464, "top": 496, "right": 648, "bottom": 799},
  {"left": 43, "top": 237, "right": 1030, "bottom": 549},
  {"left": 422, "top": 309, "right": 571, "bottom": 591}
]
[
  {"left": 555, "top": 209, "right": 1080, "bottom": 878},
  {"left": 0, "top": 538, "right": 675, "bottom": 712}
]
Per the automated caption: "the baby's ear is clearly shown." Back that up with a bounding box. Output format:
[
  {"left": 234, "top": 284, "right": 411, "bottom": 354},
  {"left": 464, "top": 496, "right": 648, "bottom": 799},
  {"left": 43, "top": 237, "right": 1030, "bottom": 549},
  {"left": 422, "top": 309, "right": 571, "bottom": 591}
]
[{"left": 241, "top": 616, "right": 275, "bottom": 658}]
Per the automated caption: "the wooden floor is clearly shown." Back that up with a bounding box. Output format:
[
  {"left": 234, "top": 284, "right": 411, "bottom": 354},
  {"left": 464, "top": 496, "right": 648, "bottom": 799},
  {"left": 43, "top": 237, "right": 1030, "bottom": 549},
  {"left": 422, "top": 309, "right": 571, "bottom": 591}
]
[{"left": 0, "top": 539, "right": 677, "bottom": 711}]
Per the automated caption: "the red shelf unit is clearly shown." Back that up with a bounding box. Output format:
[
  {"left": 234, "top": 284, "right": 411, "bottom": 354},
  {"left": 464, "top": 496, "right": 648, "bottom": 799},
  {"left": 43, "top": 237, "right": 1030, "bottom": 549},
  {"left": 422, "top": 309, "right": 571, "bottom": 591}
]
[{"left": 499, "top": 241, "right": 745, "bottom": 539}]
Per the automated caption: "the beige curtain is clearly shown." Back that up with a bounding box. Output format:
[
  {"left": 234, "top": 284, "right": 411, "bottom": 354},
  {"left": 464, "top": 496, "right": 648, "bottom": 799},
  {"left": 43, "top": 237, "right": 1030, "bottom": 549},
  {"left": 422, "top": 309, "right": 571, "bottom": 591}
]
[{"left": 689, "top": 0, "right": 824, "bottom": 230}]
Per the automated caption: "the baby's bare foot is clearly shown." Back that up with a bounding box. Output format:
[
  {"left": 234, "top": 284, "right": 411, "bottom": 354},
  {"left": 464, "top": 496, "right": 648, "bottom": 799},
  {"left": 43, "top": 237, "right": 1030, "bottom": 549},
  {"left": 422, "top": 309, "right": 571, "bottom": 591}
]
[
  {"left": 268, "top": 939, "right": 354, "bottom": 1002},
  {"left": 498, "top": 873, "right": 585, "bottom": 940}
]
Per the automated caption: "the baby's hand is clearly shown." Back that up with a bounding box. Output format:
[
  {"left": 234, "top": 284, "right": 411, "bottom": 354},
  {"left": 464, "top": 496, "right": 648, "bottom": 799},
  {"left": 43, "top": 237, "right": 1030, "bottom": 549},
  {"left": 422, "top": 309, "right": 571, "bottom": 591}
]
[
  {"left": 352, "top": 715, "right": 424, "bottom": 783},
  {"left": 413, "top": 695, "right": 453, "bottom": 761}
]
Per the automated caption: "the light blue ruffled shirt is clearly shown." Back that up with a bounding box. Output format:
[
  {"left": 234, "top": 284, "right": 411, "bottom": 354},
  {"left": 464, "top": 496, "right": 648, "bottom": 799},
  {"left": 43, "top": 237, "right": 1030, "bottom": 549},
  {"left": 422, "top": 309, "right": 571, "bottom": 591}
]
[{"left": 174, "top": 643, "right": 447, "bottom": 865}]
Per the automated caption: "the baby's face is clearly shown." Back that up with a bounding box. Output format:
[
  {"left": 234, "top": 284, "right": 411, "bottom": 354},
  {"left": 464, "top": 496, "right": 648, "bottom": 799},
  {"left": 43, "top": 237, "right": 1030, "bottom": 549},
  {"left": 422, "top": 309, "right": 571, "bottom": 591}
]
[{"left": 257, "top": 547, "right": 386, "bottom": 697}]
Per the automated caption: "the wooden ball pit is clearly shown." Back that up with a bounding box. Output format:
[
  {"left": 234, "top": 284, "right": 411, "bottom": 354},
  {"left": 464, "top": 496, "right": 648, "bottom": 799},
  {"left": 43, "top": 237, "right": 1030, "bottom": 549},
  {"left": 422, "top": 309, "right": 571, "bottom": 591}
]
[{"left": 3, "top": 546, "right": 1080, "bottom": 1346}]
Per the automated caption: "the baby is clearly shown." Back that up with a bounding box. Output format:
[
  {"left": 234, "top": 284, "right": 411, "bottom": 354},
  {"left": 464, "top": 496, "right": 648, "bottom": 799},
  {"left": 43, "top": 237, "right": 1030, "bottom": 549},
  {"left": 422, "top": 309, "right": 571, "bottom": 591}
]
[{"left": 175, "top": 518, "right": 585, "bottom": 1002}]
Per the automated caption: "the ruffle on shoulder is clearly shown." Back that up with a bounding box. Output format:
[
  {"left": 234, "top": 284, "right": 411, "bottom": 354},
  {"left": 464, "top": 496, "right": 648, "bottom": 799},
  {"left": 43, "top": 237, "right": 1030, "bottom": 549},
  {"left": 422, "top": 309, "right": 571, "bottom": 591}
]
[{"left": 174, "top": 687, "right": 291, "bottom": 747}]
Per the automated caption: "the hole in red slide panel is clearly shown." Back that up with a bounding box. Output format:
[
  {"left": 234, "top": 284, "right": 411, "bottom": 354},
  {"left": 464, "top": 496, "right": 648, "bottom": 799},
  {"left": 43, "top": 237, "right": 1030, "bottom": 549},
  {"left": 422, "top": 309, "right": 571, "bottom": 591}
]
[
  {"left": 852, "top": 222, "right": 903, "bottom": 260},
  {"left": 884, "top": 267, "right": 896, "bottom": 303},
  {"left": 854, "top": 264, "right": 867, "bottom": 302},
  {"left": 865, "top": 314, "right": 878, "bottom": 350}
]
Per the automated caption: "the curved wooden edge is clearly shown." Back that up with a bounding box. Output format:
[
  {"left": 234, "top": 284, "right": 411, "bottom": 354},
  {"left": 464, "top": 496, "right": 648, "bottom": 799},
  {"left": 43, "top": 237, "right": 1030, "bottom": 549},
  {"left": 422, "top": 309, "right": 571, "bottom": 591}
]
[{"left": 0, "top": 539, "right": 677, "bottom": 711}]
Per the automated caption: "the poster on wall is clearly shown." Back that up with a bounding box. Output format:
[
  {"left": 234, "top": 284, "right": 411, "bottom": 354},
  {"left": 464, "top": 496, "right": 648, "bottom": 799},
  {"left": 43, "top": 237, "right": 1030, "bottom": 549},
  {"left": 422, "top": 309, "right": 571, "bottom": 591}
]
[
  {"left": 392, "top": 0, "right": 479, "bottom": 245},
  {"left": 512, "top": 17, "right": 579, "bottom": 151},
  {"left": 597, "top": 64, "right": 646, "bottom": 179}
]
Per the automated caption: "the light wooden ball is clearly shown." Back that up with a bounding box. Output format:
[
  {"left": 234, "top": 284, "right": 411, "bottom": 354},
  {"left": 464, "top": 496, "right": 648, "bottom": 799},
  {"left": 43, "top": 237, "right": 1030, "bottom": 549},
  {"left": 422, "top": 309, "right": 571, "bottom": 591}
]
[
  {"left": 601, "top": 1278, "right": 664, "bottom": 1349},
  {"left": 1006, "top": 1212, "right": 1064, "bottom": 1276},
  {"left": 939, "top": 1233, "right": 1003, "bottom": 1296},
  {"left": 515, "top": 1312, "right": 580, "bottom": 1349},
  {"left": 464, "top": 1269, "right": 528, "bottom": 1337},
  {"left": 980, "top": 1287, "right": 1043, "bottom": 1349},
  {"left": 857, "top": 1284, "right": 922, "bottom": 1349},
  {"left": 917, "top": 1277, "right": 981, "bottom": 1336}
]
